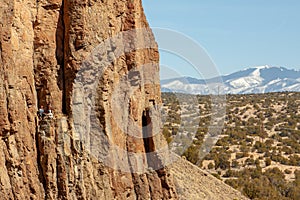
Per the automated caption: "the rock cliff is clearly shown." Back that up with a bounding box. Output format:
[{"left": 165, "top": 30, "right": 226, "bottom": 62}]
[
  {"left": 0, "top": 0, "right": 250, "bottom": 199},
  {"left": 0, "top": 0, "right": 177, "bottom": 199}
]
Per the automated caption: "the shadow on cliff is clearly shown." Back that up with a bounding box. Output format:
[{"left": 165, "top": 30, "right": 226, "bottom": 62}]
[{"left": 55, "top": 4, "right": 67, "bottom": 114}]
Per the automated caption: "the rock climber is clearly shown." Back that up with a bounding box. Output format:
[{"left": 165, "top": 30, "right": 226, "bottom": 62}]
[
  {"left": 48, "top": 109, "right": 53, "bottom": 119},
  {"left": 38, "top": 105, "right": 44, "bottom": 118},
  {"left": 46, "top": 104, "right": 53, "bottom": 119},
  {"left": 47, "top": 104, "right": 52, "bottom": 114}
]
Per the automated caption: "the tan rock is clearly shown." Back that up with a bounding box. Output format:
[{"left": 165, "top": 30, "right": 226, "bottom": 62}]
[
  {"left": 1, "top": 0, "right": 178, "bottom": 199},
  {"left": 0, "top": 0, "right": 248, "bottom": 199}
]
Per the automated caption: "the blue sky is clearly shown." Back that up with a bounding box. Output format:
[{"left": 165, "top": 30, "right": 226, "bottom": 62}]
[{"left": 142, "top": 0, "right": 300, "bottom": 79}]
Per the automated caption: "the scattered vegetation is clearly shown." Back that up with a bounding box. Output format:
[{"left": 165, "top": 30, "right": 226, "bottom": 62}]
[{"left": 162, "top": 92, "right": 300, "bottom": 200}]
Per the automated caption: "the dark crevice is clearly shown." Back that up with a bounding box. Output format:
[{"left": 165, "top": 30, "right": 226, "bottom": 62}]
[
  {"left": 35, "top": 118, "right": 47, "bottom": 194},
  {"left": 56, "top": 155, "right": 61, "bottom": 198},
  {"left": 4, "top": 89, "right": 12, "bottom": 136},
  {"left": 42, "top": 4, "right": 61, "bottom": 10},
  {"left": 142, "top": 110, "right": 154, "bottom": 153},
  {"left": 142, "top": 109, "right": 169, "bottom": 197},
  {"left": 55, "top": 1, "right": 67, "bottom": 114},
  {"left": 32, "top": 1, "right": 47, "bottom": 195},
  {"left": 56, "top": 153, "right": 67, "bottom": 199},
  {"left": 142, "top": 109, "right": 156, "bottom": 168},
  {"left": 0, "top": 41, "right": 3, "bottom": 63}
]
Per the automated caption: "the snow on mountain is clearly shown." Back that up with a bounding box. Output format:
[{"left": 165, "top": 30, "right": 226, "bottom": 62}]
[{"left": 161, "top": 66, "right": 300, "bottom": 95}]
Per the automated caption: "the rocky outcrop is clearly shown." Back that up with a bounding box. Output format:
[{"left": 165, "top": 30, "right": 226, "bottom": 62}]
[
  {"left": 0, "top": 0, "right": 177, "bottom": 199},
  {"left": 0, "top": 0, "right": 250, "bottom": 199}
]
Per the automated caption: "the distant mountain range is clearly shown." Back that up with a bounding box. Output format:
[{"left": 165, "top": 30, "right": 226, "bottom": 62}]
[{"left": 161, "top": 66, "right": 300, "bottom": 95}]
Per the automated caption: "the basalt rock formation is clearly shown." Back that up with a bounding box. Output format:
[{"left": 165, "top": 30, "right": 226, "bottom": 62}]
[{"left": 0, "top": 0, "right": 177, "bottom": 199}]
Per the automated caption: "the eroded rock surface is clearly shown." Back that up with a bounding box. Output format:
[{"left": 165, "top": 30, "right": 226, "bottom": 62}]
[
  {"left": 0, "top": 0, "right": 177, "bottom": 199},
  {"left": 0, "top": 1, "right": 250, "bottom": 199}
]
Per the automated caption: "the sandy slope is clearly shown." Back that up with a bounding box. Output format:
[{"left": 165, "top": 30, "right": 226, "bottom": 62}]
[{"left": 171, "top": 157, "right": 249, "bottom": 200}]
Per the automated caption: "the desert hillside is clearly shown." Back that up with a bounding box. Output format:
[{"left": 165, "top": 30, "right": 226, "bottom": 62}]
[
  {"left": 171, "top": 155, "right": 249, "bottom": 200},
  {"left": 162, "top": 92, "right": 300, "bottom": 200}
]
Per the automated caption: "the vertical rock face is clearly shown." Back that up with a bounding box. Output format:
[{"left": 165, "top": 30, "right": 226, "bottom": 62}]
[{"left": 0, "top": 0, "right": 178, "bottom": 199}]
